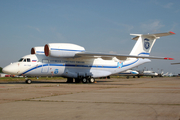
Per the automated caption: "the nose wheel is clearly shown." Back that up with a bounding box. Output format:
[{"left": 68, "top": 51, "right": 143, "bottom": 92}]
[{"left": 25, "top": 79, "right": 32, "bottom": 84}]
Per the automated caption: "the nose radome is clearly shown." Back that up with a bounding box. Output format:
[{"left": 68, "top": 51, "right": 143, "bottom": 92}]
[
  {"left": 2, "top": 66, "right": 14, "bottom": 74},
  {"left": 2, "top": 67, "right": 7, "bottom": 74},
  {"left": 2, "top": 63, "right": 19, "bottom": 75}
]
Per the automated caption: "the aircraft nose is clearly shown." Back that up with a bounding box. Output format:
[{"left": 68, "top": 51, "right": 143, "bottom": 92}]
[
  {"left": 2, "top": 67, "right": 7, "bottom": 74},
  {"left": 2, "top": 66, "right": 13, "bottom": 74},
  {"left": 2, "top": 63, "right": 19, "bottom": 75}
]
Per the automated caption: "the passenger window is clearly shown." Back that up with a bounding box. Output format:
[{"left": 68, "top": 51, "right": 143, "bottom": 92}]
[{"left": 27, "top": 58, "right": 31, "bottom": 62}]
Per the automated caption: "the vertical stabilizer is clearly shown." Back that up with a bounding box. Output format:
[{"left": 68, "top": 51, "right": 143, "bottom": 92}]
[{"left": 129, "top": 31, "right": 175, "bottom": 56}]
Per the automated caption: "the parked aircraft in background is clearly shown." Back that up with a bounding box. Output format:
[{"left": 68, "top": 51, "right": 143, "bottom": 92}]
[
  {"left": 138, "top": 70, "right": 158, "bottom": 78},
  {"left": 163, "top": 72, "right": 169, "bottom": 77},
  {"left": 162, "top": 72, "right": 177, "bottom": 77},
  {"left": 117, "top": 70, "right": 139, "bottom": 78},
  {"left": 117, "top": 69, "right": 159, "bottom": 78},
  {"left": 3, "top": 31, "right": 175, "bottom": 84}
]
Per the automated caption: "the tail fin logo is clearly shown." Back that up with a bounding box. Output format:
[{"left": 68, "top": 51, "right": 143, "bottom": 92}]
[{"left": 144, "top": 38, "right": 150, "bottom": 49}]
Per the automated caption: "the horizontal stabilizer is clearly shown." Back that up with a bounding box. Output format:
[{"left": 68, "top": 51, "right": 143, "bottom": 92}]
[{"left": 131, "top": 31, "right": 175, "bottom": 40}]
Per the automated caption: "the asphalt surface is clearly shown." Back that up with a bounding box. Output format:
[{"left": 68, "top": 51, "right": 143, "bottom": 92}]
[{"left": 0, "top": 77, "right": 180, "bottom": 120}]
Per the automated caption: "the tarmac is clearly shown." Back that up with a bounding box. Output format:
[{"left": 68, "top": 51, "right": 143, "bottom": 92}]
[{"left": 0, "top": 77, "right": 180, "bottom": 120}]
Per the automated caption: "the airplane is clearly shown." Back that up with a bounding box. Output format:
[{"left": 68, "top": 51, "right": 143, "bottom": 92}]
[
  {"left": 138, "top": 70, "right": 158, "bottom": 78},
  {"left": 163, "top": 72, "right": 169, "bottom": 77},
  {"left": 162, "top": 72, "right": 176, "bottom": 77},
  {"left": 116, "top": 70, "right": 139, "bottom": 79},
  {"left": 117, "top": 69, "right": 158, "bottom": 78},
  {"left": 2, "top": 31, "right": 175, "bottom": 84}
]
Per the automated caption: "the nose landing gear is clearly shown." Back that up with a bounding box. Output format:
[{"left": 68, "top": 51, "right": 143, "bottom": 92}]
[{"left": 25, "top": 79, "right": 32, "bottom": 84}]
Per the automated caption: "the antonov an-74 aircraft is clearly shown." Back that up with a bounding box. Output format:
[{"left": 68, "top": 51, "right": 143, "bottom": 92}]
[{"left": 3, "top": 31, "right": 175, "bottom": 84}]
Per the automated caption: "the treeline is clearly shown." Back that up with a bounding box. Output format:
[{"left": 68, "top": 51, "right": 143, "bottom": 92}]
[{"left": 0, "top": 67, "right": 2, "bottom": 73}]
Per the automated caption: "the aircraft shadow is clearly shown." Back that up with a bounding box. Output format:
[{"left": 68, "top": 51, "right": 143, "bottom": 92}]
[{"left": 0, "top": 80, "right": 113, "bottom": 84}]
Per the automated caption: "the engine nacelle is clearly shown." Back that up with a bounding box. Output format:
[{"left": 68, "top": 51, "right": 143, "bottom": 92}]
[
  {"left": 44, "top": 43, "right": 85, "bottom": 57},
  {"left": 31, "top": 46, "right": 44, "bottom": 54}
]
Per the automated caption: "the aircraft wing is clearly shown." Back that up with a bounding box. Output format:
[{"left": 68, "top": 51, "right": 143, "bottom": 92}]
[
  {"left": 171, "top": 62, "right": 180, "bottom": 65},
  {"left": 75, "top": 52, "right": 174, "bottom": 60}
]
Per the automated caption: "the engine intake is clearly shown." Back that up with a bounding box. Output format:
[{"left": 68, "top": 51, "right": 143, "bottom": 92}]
[
  {"left": 44, "top": 43, "right": 85, "bottom": 57},
  {"left": 31, "top": 46, "right": 44, "bottom": 54}
]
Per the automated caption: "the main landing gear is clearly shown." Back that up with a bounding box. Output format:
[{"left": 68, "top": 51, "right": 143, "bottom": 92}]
[
  {"left": 67, "top": 77, "right": 95, "bottom": 83},
  {"left": 24, "top": 77, "right": 95, "bottom": 84}
]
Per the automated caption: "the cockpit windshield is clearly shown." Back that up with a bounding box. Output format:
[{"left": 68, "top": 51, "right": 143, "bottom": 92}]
[
  {"left": 18, "top": 58, "right": 31, "bottom": 62},
  {"left": 18, "top": 58, "right": 24, "bottom": 62}
]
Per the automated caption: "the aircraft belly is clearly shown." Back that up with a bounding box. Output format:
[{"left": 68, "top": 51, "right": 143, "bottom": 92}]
[{"left": 63, "top": 66, "right": 114, "bottom": 78}]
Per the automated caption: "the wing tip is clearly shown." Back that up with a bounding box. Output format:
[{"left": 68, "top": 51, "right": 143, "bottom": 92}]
[
  {"left": 169, "top": 31, "right": 175, "bottom": 34},
  {"left": 164, "top": 57, "right": 174, "bottom": 60}
]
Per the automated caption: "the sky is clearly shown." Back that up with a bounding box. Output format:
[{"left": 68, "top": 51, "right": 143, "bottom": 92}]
[{"left": 0, "top": 0, "right": 180, "bottom": 74}]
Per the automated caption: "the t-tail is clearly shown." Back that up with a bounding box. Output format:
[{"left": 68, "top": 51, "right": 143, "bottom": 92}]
[{"left": 129, "top": 31, "right": 175, "bottom": 56}]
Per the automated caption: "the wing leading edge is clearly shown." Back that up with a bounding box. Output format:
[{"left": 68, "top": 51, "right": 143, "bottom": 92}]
[{"left": 75, "top": 52, "right": 174, "bottom": 60}]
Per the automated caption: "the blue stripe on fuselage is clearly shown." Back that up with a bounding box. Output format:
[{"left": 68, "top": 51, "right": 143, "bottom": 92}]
[
  {"left": 20, "top": 64, "right": 44, "bottom": 76},
  {"left": 122, "top": 59, "right": 139, "bottom": 67},
  {"left": 122, "top": 52, "right": 149, "bottom": 67}
]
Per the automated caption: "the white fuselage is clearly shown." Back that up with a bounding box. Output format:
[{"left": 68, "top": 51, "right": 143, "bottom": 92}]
[{"left": 3, "top": 54, "right": 150, "bottom": 78}]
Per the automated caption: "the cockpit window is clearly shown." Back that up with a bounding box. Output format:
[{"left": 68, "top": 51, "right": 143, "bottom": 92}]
[
  {"left": 18, "top": 58, "right": 24, "bottom": 62},
  {"left": 18, "top": 58, "right": 31, "bottom": 62},
  {"left": 27, "top": 58, "right": 31, "bottom": 62}
]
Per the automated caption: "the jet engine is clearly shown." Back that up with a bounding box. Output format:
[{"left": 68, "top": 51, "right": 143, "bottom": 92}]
[
  {"left": 44, "top": 43, "right": 85, "bottom": 57},
  {"left": 31, "top": 46, "right": 44, "bottom": 54}
]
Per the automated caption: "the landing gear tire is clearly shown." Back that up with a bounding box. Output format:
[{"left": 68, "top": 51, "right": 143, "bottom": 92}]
[
  {"left": 82, "top": 78, "right": 87, "bottom": 83},
  {"left": 89, "top": 78, "right": 95, "bottom": 83},
  {"left": 26, "top": 79, "right": 32, "bottom": 84}
]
